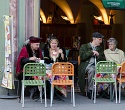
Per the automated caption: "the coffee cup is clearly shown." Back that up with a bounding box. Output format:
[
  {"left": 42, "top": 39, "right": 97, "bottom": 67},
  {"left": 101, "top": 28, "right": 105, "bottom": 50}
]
[{"left": 39, "top": 60, "right": 44, "bottom": 64}]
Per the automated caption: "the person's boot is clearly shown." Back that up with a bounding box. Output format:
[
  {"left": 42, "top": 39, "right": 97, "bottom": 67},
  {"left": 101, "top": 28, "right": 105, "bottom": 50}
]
[
  {"left": 87, "top": 90, "right": 92, "bottom": 99},
  {"left": 29, "top": 87, "right": 37, "bottom": 100}
]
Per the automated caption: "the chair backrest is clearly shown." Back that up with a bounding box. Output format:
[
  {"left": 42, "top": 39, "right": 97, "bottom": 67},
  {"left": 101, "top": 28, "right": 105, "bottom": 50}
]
[
  {"left": 42, "top": 51, "right": 44, "bottom": 58},
  {"left": 65, "top": 49, "right": 70, "bottom": 58},
  {"left": 96, "top": 61, "right": 117, "bottom": 74},
  {"left": 23, "top": 63, "right": 46, "bottom": 78},
  {"left": 78, "top": 55, "right": 80, "bottom": 65},
  {"left": 120, "top": 61, "right": 125, "bottom": 74},
  {"left": 65, "top": 49, "right": 70, "bottom": 61},
  {"left": 52, "top": 62, "right": 74, "bottom": 76}
]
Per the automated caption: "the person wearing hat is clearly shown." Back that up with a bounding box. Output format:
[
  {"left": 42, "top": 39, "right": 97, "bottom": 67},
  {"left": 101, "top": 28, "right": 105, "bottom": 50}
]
[
  {"left": 16, "top": 36, "right": 43, "bottom": 99},
  {"left": 78, "top": 32, "right": 106, "bottom": 99}
]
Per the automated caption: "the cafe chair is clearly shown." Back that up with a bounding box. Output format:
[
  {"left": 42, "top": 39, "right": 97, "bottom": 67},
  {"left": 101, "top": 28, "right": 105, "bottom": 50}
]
[
  {"left": 117, "top": 61, "right": 125, "bottom": 103},
  {"left": 21, "top": 63, "right": 47, "bottom": 107},
  {"left": 92, "top": 61, "right": 117, "bottom": 104},
  {"left": 50, "top": 62, "right": 75, "bottom": 107},
  {"left": 65, "top": 49, "right": 70, "bottom": 60},
  {"left": 77, "top": 55, "right": 88, "bottom": 96},
  {"left": 42, "top": 51, "right": 44, "bottom": 58}
]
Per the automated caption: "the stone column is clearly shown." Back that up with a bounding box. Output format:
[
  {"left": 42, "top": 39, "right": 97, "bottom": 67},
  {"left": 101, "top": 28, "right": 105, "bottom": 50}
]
[
  {"left": 112, "top": 10, "right": 125, "bottom": 51},
  {"left": 34, "top": 0, "right": 40, "bottom": 37},
  {"left": 25, "top": 0, "right": 34, "bottom": 39}
]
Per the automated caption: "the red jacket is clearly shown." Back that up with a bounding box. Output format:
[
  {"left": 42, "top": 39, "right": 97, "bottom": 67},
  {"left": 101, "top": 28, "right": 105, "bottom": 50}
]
[{"left": 16, "top": 46, "right": 42, "bottom": 76}]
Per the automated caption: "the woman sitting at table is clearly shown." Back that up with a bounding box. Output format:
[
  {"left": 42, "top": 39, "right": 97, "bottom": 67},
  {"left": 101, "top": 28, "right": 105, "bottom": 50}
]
[
  {"left": 104, "top": 37, "right": 125, "bottom": 64},
  {"left": 44, "top": 36, "right": 67, "bottom": 98},
  {"left": 44, "top": 36, "right": 67, "bottom": 63},
  {"left": 96, "top": 38, "right": 125, "bottom": 99}
]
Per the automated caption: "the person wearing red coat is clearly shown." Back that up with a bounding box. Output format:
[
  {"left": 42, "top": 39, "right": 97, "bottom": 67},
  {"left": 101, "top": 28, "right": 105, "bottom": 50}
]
[{"left": 16, "top": 36, "right": 43, "bottom": 99}]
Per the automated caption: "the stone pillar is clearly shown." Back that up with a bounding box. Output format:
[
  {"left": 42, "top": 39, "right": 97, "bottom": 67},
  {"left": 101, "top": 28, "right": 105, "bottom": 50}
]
[
  {"left": 25, "top": 0, "right": 34, "bottom": 39},
  {"left": 18, "top": 0, "right": 25, "bottom": 50},
  {"left": 34, "top": 0, "right": 40, "bottom": 37},
  {"left": 76, "top": 2, "right": 93, "bottom": 43},
  {"left": 112, "top": 10, "right": 125, "bottom": 51}
]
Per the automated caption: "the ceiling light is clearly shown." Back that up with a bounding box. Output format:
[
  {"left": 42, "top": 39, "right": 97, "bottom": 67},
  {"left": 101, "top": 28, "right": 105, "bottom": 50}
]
[{"left": 61, "top": 15, "right": 69, "bottom": 21}]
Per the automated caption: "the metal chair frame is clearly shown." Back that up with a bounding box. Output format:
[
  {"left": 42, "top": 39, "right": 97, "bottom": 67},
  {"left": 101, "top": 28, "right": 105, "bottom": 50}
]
[
  {"left": 21, "top": 63, "right": 47, "bottom": 107},
  {"left": 93, "top": 61, "right": 118, "bottom": 104},
  {"left": 50, "top": 62, "right": 75, "bottom": 107},
  {"left": 117, "top": 61, "right": 125, "bottom": 103},
  {"left": 77, "top": 55, "right": 88, "bottom": 96}
]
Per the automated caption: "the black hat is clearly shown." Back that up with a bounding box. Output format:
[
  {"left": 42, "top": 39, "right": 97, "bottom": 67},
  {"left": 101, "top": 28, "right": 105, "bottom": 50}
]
[
  {"left": 92, "top": 32, "right": 104, "bottom": 38},
  {"left": 29, "top": 36, "right": 42, "bottom": 43}
]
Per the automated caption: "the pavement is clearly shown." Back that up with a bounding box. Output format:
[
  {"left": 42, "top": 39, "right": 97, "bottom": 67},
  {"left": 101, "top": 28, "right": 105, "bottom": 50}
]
[{"left": 0, "top": 92, "right": 125, "bottom": 110}]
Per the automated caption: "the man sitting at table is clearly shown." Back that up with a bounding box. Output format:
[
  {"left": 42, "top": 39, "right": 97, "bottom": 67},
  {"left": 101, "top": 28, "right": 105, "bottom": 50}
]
[
  {"left": 78, "top": 32, "right": 106, "bottom": 99},
  {"left": 16, "top": 36, "right": 43, "bottom": 99}
]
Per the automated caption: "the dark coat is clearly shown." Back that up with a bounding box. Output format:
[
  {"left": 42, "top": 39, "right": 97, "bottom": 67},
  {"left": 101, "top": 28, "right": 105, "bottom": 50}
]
[
  {"left": 78, "top": 43, "right": 106, "bottom": 94},
  {"left": 44, "top": 48, "right": 67, "bottom": 64}
]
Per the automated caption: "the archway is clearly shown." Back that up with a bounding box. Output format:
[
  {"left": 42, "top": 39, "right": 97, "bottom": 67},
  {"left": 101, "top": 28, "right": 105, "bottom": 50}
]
[
  {"left": 40, "top": 8, "right": 46, "bottom": 23},
  {"left": 90, "top": 0, "right": 109, "bottom": 24},
  {"left": 51, "top": 0, "right": 74, "bottom": 24},
  {"left": 40, "top": 0, "right": 108, "bottom": 24}
]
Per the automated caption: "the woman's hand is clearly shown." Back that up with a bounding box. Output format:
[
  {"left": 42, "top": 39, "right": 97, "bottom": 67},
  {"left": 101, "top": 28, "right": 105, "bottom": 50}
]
[
  {"left": 59, "top": 49, "right": 64, "bottom": 59},
  {"left": 59, "top": 49, "right": 63, "bottom": 54},
  {"left": 29, "top": 57, "right": 40, "bottom": 62}
]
